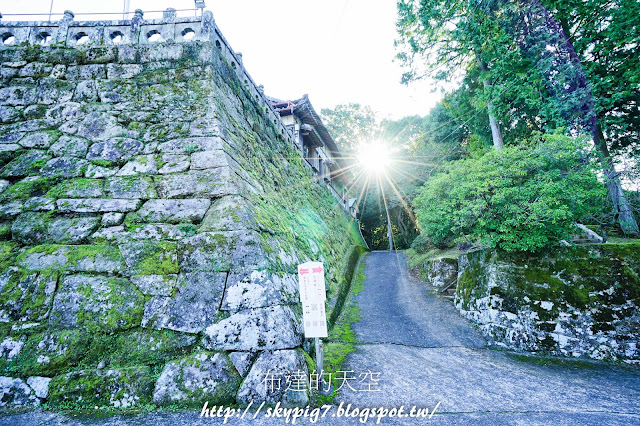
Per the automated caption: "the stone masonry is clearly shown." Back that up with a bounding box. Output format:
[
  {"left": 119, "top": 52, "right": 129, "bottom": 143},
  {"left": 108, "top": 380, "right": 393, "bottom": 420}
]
[
  {"left": 0, "top": 9, "right": 366, "bottom": 409},
  {"left": 455, "top": 245, "right": 640, "bottom": 363}
]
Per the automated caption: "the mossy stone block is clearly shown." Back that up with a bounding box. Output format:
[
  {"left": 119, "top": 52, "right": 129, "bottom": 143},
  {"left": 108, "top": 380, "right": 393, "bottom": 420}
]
[
  {"left": 48, "top": 275, "right": 144, "bottom": 331},
  {"left": 48, "top": 366, "right": 153, "bottom": 409}
]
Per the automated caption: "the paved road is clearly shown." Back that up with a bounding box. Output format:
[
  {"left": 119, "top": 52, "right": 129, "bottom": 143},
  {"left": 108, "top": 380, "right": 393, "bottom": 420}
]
[
  {"left": 351, "top": 252, "right": 485, "bottom": 349},
  {"left": 3, "top": 251, "right": 640, "bottom": 425},
  {"left": 336, "top": 251, "right": 640, "bottom": 424}
]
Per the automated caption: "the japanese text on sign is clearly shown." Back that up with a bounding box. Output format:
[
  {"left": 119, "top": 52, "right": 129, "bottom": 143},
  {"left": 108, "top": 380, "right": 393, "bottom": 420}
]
[{"left": 298, "top": 261, "right": 328, "bottom": 338}]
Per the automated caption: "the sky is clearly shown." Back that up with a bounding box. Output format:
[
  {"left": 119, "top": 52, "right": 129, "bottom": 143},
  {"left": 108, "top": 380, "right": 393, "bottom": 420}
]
[{"left": 1, "top": 0, "right": 440, "bottom": 120}]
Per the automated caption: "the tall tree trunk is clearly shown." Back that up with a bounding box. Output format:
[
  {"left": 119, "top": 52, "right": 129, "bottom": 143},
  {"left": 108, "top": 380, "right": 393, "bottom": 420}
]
[
  {"left": 476, "top": 56, "right": 505, "bottom": 150},
  {"left": 498, "top": 0, "right": 638, "bottom": 235},
  {"left": 595, "top": 124, "right": 639, "bottom": 235}
]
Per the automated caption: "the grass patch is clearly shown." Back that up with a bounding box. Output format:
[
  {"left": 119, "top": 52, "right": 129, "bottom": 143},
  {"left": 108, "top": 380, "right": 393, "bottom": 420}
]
[
  {"left": 504, "top": 351, "right": 633, "bottom": 370},
  {"left": 314, "top": 253, "right": 367, "bottom": 405},
  {"left": 405, "top": 247, "right": 462, "bottom": 269}
]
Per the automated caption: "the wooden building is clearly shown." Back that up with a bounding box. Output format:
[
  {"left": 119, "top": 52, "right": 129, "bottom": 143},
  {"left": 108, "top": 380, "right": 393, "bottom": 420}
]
[{"left": 269, "top": 94, "right": 359, "bottom": 218}]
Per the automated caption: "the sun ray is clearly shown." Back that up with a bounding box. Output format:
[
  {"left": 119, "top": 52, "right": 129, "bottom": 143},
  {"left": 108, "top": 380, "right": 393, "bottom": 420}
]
[
  {"left": 381, "top": 169, "right": 419, "bottom": 230},
  {"left": 378, "top": 174, "right": 395, "bottom": 251},
  {"left": 326, "top": 167, "right": 368, "bottom": 215}
]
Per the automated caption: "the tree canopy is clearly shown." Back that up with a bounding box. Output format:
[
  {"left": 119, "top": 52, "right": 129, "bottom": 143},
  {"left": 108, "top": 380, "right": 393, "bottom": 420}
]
[
  {"left": 414, "top": 132, "right": 608, "bottom": 251},
  {"left": 396, "top": 0, "right": 639, "bottom": 236}
]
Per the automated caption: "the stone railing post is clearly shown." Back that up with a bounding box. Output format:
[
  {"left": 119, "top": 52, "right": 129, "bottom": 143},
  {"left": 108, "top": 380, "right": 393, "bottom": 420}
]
[
  {"left": 56, "top": 10, "right": 74, "bottom": 44},
  {"left": 201, "top": 10, "right": 215, "bottom": 37},
  {"left": 130, "top": 9, "right": 144, "bottom": 42},
  {"left": 163, "top": 8, "right": 176, "bottom": 23},
  {"left": 236, "top": 52, "right": 245, "bottom": 73}
]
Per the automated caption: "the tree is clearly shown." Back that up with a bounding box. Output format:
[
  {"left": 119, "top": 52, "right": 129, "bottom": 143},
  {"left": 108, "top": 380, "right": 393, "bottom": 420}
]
[
  {"left": 495, "top": 0, "right": 639, "bottom": 235},
  {"left": 413, "top": 133, "right": 608, "bottom": 252},
  {"left": 543, "top": 0, "right": 640, "bottom": 158},
  {"left": 321, "top": 104, "right": 433, "bottom": 249},
  {"left": 396, "top": 0, "right": 639, "bottom": 235},
  {"left": 541, "top": 0, "right": 640, "bottom": 234},
  {"left": 396, "top": 0, "right": 516, "bottom": 149},
  {"left": 320, "top": 103, "right": 379, "bottom": 155}
]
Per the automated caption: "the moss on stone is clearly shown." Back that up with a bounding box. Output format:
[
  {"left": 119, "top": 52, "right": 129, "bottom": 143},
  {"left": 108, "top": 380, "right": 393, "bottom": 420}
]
[
  {"left": 52, "top": 280, "right": 136, "bottom": 332},
  {"left": 317, "top": 253, "right": 367, "bottom": 403},
  {"left": 121, "top": 241, "right": 179, "bottom": 275},
  {"left": 177, "top": 223, "right": 197, "bottom": 237},
  {"left": 457, "top": 243, "right": 640, "bottom": 359},
  {"left": 6, "top": 330, "right": 88, "bottom": 376},
  {"left": 0, "top": 39, "right": 369, "bottom": 410},
  {"left": 329, "top": 245, "right": 367, "bottom": 324},
  {"left": 11, "top": 211, "right": 55, "bottom": 244},
  {"left": 0, "top": 242, "right": 18, "bottom": 272},
  {"left": 0, "top": 176, "right": 59, "bottom": 202},
  {"left": 0, "top": 268, "right": 58, "bottom": 323},
  {"left": 456, "top": 259, "right": 483, "bottom": 310},
  {"left": 47, "top": 178, "right": 104, "bottom": 199},
  {"left": 152, "top": 351, "right": 241, "bottom": 408},
  {"left": 16, "top": 244, "right": 125, "bottom": 273},
  {"left": 123, "top": 212, "right": 144, "bottom": 231},
  {"left": 89, "top": 159, "right": 114, "bottom": 168},
  {"left": 66, "top": 244, "right": 123, "bottom": 267},
  {"left": 109, "top": 329, "right": 196, "bottom": 367},
  {"left": 47, "top": 366, "right": 154, "bottom": 409},
  {"left": 5, "top": 327, "right": 197, "bottom": 379},
  {"left": 0, "top": 223, "right": 11, "bottom": 241},
  {"left": 137, "top": 243, "right": 179, "bottom": 275}
]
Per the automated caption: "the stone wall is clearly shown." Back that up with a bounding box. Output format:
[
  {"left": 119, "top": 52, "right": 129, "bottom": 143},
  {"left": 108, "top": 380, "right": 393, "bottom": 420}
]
[
  {"left": 455, "top": 244, "right": 640, "bottom": 363},
  {"left": 0, "top": 12, "right": 366, "bottom": 409}
]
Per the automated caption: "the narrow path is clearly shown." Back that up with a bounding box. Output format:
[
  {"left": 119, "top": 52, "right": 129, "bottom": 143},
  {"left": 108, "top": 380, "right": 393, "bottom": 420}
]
[
  {"left": 336, "top": 251, "right": 640, "bottom": 424},
  {"left": 352, "top": 251, "right": 485, "bottom": 349}
]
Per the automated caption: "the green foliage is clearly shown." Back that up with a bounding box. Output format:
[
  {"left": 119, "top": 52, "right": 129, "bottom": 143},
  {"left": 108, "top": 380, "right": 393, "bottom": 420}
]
[
  {"left": 409, "top": 233, "right": 432, "bottom": 253},
  {"left": 317, "top": 253, "right": 367, "bottom": 405},
  {"left": 320, "top": 104, "right": 433, "bottom": 249},
  {"left": 320, "top": 103, "right": 380, "bottom": 155},
  {"left": 395, "top": 0, "right": 639, "bottom": 234},
  {"left": 397, "top": 0, "right": 565, "bottom": 142},
  {"left": 543, "top": 0, "right": 640, "bottom": 157},
  {"left": 414, "top": 133, "right": 607, "bottom": 251}
]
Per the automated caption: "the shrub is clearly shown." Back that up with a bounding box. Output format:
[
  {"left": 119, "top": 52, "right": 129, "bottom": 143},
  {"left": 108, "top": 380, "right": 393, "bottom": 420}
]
[
  {"left": 413, "top": 132, "right": 607, "bottom": 252},
  {"left": 409, "top": 233, "right": 432, "bottom": 253}
]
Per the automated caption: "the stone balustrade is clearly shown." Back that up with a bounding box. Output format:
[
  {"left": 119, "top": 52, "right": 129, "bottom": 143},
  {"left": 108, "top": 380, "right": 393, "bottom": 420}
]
[{"left": 0, "top": 8, "right": 297, "bottom": 148}]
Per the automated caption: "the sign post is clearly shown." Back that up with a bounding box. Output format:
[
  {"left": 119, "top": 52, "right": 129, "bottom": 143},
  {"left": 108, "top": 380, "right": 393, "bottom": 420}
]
[{"left": 298, "top": 261, "right": 327, "bottom": 381}]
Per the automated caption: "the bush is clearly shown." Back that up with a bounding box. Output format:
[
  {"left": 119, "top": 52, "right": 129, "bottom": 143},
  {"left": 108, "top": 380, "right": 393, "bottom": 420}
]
[
  {"left": 409, "top": 233, "right": 432, "bottom": 253},
  {"left": 413, "top": 132, "right": 608, "bottom": 252}
]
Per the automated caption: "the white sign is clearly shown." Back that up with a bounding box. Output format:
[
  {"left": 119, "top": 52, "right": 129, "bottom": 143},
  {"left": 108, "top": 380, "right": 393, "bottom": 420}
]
[
  {"left": 298, "top": 261, "right": 328, "bottom": 338},
  {"left": 301, "top": 301, "right": 328, "bottom": 338},
  {"left": 298, "top": 261, "right": 326, "bottom": 303}
]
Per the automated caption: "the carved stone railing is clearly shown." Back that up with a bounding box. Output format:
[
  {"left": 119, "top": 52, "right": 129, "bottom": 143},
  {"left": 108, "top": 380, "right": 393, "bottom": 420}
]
[
  {"left": 0, "top": 8, "right": 356, "bottom": 215},
  {"left": 0, "top": 8, "right": 297, "bottom": 149}
]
